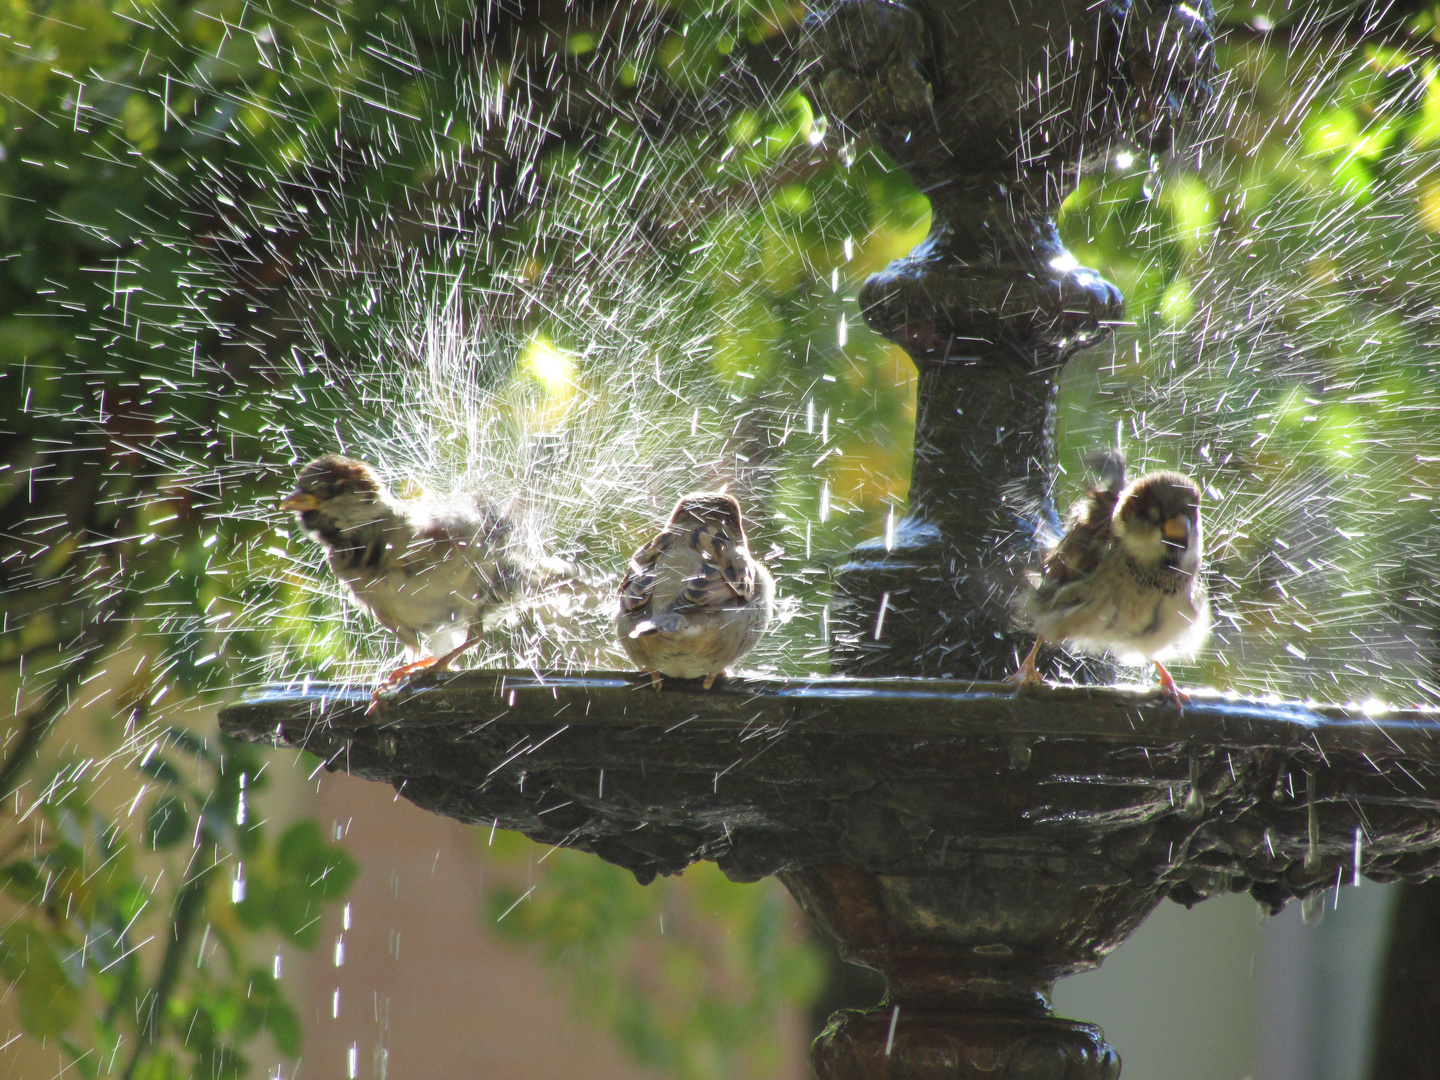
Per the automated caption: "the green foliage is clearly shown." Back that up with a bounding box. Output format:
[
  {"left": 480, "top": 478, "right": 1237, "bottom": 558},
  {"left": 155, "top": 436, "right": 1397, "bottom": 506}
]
[
  {"left": 235, "top": 819, "right": 359, "bottom": 947},
  {"left": 486, "top": 831, "right": 824, "bottom": 1080},
  {"left": 0, "top": 730, "right": 352, "bottom": 1078}
]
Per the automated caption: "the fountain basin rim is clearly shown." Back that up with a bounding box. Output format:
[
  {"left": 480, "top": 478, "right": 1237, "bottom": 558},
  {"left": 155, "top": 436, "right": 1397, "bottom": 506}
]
[
  {"left": 218, "top": 669, "right": 1440, "bottom": 899},
  {"left": 220, "top": 669, "right": 1440, "bottom": 760}
]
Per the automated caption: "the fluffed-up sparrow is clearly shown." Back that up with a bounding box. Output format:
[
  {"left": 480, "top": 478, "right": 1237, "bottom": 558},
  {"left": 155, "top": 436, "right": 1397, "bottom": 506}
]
[
  {"left": 616, "top": 492, "right": 774, "bottom": 689},
  {"left": 1013, "top": 454, "right": 1210, "bottom": 704},
  {"left": 281, "top": 454, "right": 575, "bottom": 698}
]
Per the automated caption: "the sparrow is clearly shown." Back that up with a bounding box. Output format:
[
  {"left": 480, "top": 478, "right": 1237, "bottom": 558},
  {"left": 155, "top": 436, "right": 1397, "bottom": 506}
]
[
  {"left": 1012, "top": 454, "right": 1210, "bottom": 705},
  {"left": 280, "top": 455, "right": 572, "bottom": 698},
  {"left": 616, "top": 492, "right": 774, "bottom": 689}
]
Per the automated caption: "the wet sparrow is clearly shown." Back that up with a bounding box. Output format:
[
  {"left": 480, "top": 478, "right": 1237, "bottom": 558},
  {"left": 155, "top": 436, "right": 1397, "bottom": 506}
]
[
  {"left": 617, "top": 492, "right": 774, "bottom": 689},
  {"left": 1013, "top": 456, "right": 1210, "bottom": 704},
  {"left": 281, "top": 455, "right": 569, "bottom": 697}
]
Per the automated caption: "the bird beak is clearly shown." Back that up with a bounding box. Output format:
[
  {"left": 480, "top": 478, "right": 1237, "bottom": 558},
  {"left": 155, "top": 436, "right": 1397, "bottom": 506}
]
[
  {"left": 280, "top": 492, "right": 320, "bottom": 512},
  {"left": 1162, "top": 515, "right": 1190, "bottom": 542}
]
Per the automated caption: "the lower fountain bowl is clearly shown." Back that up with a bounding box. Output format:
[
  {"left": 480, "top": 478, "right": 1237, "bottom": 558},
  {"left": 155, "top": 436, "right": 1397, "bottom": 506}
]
[{"left": 219, "top": 671, "right": 1440, "bottom": 1080}]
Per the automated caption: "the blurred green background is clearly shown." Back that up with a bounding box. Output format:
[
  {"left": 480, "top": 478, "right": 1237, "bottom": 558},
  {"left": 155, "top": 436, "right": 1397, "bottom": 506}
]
[{"left": 1, "top": 0, "right": 1438, "bottom": 1075}]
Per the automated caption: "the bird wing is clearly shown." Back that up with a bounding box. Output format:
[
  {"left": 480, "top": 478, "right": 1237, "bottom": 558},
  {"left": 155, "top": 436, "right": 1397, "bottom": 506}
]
[
  {"left": 673, "top": 523, "right": 756, "bottom": 613},
  {"left": 403, "top": 499, "right": 519, "bottom": 611},
  {"left": 1040, "top": 487, "right": 1119, "bottom": 588},
  {"left": 619, "top": 530, "right": 673, "bottom": 620},
  {"left": 411, "top": 495, "right": 510, "bottom": 552}
]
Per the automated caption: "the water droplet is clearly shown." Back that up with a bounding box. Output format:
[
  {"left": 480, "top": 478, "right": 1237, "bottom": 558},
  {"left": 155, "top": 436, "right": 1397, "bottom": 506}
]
[
  {"left": 1304, "top": 770, "right": 1321, "bottom": 873},
  {"left": 1182, "top": 748, "right": 1205, "bottom": 819}
]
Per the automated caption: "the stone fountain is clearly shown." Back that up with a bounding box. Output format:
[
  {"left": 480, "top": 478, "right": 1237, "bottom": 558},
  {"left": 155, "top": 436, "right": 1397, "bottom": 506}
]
[{"left": 221, "top": 3, "right": 1440, "bottom": 1077}]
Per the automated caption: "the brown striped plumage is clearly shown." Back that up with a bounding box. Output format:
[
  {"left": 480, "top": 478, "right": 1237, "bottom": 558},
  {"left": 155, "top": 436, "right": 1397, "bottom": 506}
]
[
  {"left": 616, "top": 492, "right": 773, "bottom": 688},
  {"left": 282, "top": 454, "right": 522, "bottom": 662}
]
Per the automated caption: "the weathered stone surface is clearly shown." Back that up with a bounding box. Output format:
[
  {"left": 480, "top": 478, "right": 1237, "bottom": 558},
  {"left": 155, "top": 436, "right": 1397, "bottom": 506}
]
[
  {"left": 220, "top": 671, "right": 1440, "bottom": 902},
  {"left": 221, "top": 670, "right": 1440, "bottom": 1078}
]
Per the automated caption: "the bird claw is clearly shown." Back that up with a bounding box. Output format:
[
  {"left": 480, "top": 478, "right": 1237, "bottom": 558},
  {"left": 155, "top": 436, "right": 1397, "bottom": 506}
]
[
  {"left": 1154, "top": 661, "right": 1190, "bottom": 714},
  {"left": 365, "top": 635, "right": 484, "bottom": 715},
  {"left": 1007, "top": 640, "right": 1045, "bottom": 692},
  {"left": 384, "top": 655, "right": 441, "bottom": 686},
  {"left": 1006, "top": 665, "right": 1044, "bottom": 690}
]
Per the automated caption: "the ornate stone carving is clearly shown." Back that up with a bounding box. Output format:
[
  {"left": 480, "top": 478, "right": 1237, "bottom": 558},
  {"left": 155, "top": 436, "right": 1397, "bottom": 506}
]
[
  {"left": 810, "top": 0, "right": 932, "bottom": 126},
  {"left": 1111, "top": 0, "right": 1219, "bottom": 153}
]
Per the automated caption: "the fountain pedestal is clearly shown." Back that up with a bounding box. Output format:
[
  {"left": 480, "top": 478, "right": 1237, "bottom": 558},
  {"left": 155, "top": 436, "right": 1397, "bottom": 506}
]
[
  {"left": 794, "top": 1, "right": 1219, "bottom": 1063},
  {"left": 787, "top": 863, "right": 1132, "bottom": 1080}
]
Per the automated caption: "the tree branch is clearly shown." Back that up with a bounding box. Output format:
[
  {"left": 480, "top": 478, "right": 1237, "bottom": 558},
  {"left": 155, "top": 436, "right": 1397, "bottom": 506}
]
[{"left": 120, "top": 859, "right": 214, "bottom": 1080}]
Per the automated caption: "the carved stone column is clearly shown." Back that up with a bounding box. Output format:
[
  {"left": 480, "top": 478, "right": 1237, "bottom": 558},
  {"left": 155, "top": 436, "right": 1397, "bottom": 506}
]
[
  {"left": 783, "top": 863, "right": 1141, "bottom": 1080},
  {"left": 799, "top": 1, "right": 1217, "bottom": 1075},
  {"left": 811, "top": 0, "right": 1216, "bottom": 678}
]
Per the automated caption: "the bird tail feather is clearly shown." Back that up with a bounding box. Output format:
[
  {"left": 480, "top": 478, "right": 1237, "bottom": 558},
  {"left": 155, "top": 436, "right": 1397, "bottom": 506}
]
[
  {"left": 628, "top": 612, "right": 684, "bottom": 638},
  {"left": 1087, "top": 448, "right": 1127, "bottom": 494}
]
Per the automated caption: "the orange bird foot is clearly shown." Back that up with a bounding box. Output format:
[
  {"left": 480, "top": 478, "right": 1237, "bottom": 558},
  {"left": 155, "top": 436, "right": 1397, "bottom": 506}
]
[
  {"left": 1154, "top": 660, "right": 1190, "bottom": 714},
  {"left": 1007, "top": 639, "right": 1045, "bottom": 690},
  {"left": 366, "top": 636, "right": 483, "bottom": 715}
]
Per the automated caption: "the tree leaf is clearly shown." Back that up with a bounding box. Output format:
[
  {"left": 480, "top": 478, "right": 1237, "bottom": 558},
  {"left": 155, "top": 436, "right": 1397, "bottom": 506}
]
[{"left": 145, "top": 795, "right": 189, "bottom": 849}]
